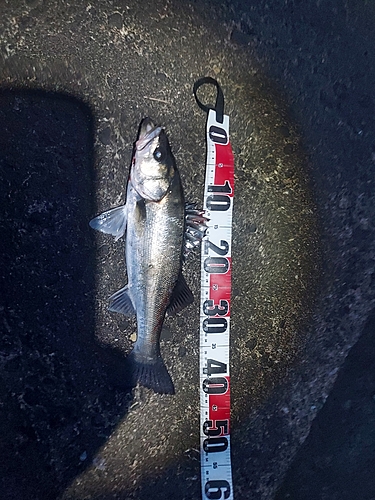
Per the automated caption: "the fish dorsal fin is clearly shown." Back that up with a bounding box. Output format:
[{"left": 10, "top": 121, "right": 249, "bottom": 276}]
[
  {"left": 184, "top": 203, "right": 208, "bottom": 258},
  {"left": 108, "top": 285, "right": 136, "bottom": 317},
  {"left": 89, "top": 205, "right": 127, "bottom": 242},
  {"left": 167, "top": 272, "right": 194, "bottom": 316}
]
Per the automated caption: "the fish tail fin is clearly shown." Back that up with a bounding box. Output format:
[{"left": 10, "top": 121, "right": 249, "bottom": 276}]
[{"left": 127, "top": 351, "right": 175, "bottom": 395}]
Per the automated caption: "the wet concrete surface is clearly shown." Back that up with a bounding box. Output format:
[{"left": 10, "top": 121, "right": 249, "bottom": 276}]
[{"left": 1, "top": 0, "right": 375, "bottom": 499}]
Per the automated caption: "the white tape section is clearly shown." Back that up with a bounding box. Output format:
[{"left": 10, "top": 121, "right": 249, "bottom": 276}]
[{"left": 200, "top": 109, "right": 234, "bottom": 500}]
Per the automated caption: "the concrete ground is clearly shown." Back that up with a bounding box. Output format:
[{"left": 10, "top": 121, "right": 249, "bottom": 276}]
[{"left": 1, "top": 0, "right": 375, "bottom": 499}]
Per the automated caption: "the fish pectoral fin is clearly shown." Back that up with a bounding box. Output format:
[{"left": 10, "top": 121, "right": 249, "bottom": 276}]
[
  {"left": 89, "top": 205, "right": 127, "bottom": 242},
  {"left": 108, "top": 285, "right": 136, "bottom": 317},
  {"left": 184, "top": 202, "right": 208, "bottom": 258},
  {"left": 167, "top": 272, "right": 194, "bottom": 316}
]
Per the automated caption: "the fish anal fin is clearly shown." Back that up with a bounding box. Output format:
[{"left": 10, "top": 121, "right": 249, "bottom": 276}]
[
  {"left": 108, "top": 285, "right": 136, "bottom": 317},
  {"left": 167, "top": 272, "right": 194, "bottom": 316}
]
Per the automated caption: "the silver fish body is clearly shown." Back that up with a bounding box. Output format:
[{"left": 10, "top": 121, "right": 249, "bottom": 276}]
[
  {"left": 122, "top": 164, "right": 185, "bottom": 393},
  {"left": 90, "top": 118, "right": 205, "bottom": 394}
]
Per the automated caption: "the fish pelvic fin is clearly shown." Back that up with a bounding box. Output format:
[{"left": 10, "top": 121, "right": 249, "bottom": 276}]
[
  {"left": 127, "top": 351, "right": 175, "bottom": 395},
  {"left": 89, "top": 205, "right": 127, "bottom": 242},
  {"left": 167, "top": 272, "right": 194, "bottom": 316},
  {"left": 108, "top": 285, "right": 136, "bottom": 317},
  {"left": 184, "top": 202, "right": 208, "bottom": 258}
]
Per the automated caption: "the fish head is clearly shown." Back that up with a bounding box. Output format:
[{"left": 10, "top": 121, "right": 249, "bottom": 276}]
[{"left": 132, "top": 118, "right": 175, "bottom": 202}]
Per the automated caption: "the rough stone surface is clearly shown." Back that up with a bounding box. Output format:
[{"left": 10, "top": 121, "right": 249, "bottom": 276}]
[{"left": 1, "top": 0, "right": 375, "bottom": 499}]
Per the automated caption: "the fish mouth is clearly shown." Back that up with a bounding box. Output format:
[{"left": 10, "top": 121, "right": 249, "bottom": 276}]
[{"left": 136, "top": 117, "right": 162, "bottom": 151}]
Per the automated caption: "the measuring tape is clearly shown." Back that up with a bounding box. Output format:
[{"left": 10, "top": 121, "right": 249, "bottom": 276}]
[{"left": 193, "top": 78, "right": 234, "bottom": 500}]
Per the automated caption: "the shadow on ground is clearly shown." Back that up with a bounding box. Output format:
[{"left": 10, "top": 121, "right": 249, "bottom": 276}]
[
  {"left": 276, "top": 309, "right": 375, "bottom": 500},
  {"left": 0, "top": 89, "right": 133, "bottom": 499}
]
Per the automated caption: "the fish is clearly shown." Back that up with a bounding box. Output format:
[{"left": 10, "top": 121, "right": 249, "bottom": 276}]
[{"left": 90, "top": 118, "right": 207, "bottom": 394}]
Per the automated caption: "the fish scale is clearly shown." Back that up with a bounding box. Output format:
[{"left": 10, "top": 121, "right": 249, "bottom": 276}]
[{"left": 128, "top": 178, "right": 184, "bottom": 363}]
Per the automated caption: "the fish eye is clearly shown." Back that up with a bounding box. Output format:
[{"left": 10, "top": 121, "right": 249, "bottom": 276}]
[{"left": 153, "top": 148, "right": 163, "bottom": 161}]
